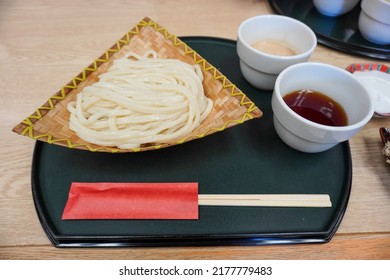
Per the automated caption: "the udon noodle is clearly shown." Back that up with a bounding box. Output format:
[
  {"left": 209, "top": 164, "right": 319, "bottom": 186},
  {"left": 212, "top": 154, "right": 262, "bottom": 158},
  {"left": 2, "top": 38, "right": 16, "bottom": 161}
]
[{"left": 67, "top": 51, "right": 213, "bottom": 149}]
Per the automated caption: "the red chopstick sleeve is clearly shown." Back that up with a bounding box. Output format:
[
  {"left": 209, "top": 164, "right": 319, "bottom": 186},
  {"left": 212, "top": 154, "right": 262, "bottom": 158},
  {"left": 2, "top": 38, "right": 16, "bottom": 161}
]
[{"left": 62, "top": 182, "right": 198, "bottom": 220}]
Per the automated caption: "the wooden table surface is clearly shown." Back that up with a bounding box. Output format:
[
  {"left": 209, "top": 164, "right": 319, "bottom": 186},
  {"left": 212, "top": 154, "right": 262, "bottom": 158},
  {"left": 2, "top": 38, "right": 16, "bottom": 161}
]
[{"left": 1, "top": 0, "right": 389, "bottom": 260}]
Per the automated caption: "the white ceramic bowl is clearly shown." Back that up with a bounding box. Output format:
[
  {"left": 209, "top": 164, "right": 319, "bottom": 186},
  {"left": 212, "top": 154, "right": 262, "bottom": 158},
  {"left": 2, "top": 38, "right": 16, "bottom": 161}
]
[
  {"left": 313, "top": 0, "right": 360, "bottom": 17},
  {"left": 358, "top": 0, "right": 390, "bottom": 45},
  {"left": 271, "top": 62, "right": 374, "bottom": 153},
  {"left": 237, "top": 15, "right": 316, "bottom": 90},
  {"left": 347, "top": 63, "right": 390, "bottom": 117}
]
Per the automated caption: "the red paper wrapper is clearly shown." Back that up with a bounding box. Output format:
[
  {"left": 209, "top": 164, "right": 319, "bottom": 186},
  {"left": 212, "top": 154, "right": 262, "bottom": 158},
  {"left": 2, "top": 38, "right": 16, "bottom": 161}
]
[{"left": 62, "top": 182, "right": 198, "bottom": 220}]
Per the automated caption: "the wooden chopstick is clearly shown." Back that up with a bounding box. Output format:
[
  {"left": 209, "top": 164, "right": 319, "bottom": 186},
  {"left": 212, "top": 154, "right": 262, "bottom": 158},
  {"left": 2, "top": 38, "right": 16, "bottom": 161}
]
[{"left": 198, "top": 194, "right": 331, "bottom": 207}]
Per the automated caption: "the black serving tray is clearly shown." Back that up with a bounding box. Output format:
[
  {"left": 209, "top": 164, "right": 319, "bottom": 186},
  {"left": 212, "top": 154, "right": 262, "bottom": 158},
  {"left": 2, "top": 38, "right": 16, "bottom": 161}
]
[
  {"left": 269, "top": 0, "right": 390, "bottom": 60},
  {"left": 31, "top": 37, "right": 352, "bottom": 247}
]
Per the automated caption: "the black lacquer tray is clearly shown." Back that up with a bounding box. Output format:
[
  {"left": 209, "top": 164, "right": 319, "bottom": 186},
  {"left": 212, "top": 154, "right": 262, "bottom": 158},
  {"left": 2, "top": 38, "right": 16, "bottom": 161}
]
[
  {"left": 31, "top": 37, "right": 352, "bottom": 247},
  {"left": 269, "top": 0, "right": 390, "bottom": 60}
]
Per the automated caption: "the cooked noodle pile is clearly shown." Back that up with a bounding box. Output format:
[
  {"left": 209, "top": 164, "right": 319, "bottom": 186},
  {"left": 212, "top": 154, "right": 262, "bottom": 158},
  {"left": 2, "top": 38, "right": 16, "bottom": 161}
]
[{"left": 67, "top": 51, "right": 213, "bottom": 149}]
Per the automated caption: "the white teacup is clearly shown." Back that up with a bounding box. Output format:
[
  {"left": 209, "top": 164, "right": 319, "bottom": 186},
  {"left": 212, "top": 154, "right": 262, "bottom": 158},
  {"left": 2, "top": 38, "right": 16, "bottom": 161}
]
[
  {"left": 358, "top": 0, "right": 390, "bottom": 45},
  {"left": 237, "top": 15, "right": 317, "bottom": 91},
  {"left": 271, "top": 62, "right": 374, "bottom": 153},
  {"left": 313, "top": 0, "right": 360, "bottom": 17}
]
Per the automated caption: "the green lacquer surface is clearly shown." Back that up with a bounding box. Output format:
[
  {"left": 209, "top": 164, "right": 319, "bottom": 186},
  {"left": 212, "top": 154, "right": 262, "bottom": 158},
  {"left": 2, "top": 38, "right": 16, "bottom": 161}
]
[{"left": 32, "top": 37, "right": 352, "bottom": 247}]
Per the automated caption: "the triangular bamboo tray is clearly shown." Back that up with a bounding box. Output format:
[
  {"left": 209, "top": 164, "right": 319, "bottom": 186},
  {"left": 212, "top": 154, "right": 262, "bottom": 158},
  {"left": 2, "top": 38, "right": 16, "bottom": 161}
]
[{"left": 13, "top": 17, "right": 262, "bottom": 152}]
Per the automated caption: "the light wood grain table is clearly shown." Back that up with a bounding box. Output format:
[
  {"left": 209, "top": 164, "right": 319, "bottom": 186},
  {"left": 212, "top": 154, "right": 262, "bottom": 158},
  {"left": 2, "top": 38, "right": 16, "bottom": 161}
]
[{"left": 1, "top": 0, "right": 389, "bottom": 259}]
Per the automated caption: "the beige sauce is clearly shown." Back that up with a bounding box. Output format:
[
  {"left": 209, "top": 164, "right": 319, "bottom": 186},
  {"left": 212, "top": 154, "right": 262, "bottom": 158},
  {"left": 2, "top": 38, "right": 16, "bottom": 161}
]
[{"left": 251, "top": 40, "right": 297, "bottom": 56}]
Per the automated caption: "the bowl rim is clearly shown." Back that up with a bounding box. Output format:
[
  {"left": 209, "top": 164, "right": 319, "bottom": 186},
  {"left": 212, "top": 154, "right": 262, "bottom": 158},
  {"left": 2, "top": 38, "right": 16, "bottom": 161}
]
[
  {"left": 361, "top": 0, "right": 390, "bottom": 25},
  {"left": 273, "top": 62, "right": 375, "bottom": 132},
  {"left": 237, "top": 14, "right": 317, "bottom": 61}
]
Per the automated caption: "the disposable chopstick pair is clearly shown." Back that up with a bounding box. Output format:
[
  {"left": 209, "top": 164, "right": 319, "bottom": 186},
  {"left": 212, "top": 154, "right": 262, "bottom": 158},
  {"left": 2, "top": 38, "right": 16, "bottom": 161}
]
[
  {"left": 198, "top": 194, "right": 332, "bottom": 207},
  {"left": 62, "top": 182, "right": 332, "bottom": 220}
]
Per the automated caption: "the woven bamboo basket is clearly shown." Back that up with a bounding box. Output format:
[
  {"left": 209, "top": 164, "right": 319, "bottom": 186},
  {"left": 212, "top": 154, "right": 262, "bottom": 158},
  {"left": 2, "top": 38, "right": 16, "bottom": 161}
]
[{"left": 13, "top": 17, "right": 262, "bottom": 152}]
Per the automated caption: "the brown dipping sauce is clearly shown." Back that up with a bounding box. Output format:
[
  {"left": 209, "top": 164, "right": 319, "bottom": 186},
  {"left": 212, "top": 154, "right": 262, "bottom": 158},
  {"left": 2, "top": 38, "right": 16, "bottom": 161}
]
[{"left": 283, "top": 89, "right": 348, "bottom": 126}]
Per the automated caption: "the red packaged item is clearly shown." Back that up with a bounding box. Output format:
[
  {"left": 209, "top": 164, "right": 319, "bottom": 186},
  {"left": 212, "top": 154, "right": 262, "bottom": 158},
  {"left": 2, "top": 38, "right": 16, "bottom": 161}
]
[{"left": 62, "top": 182, "right": 199, "bottom": 220}]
